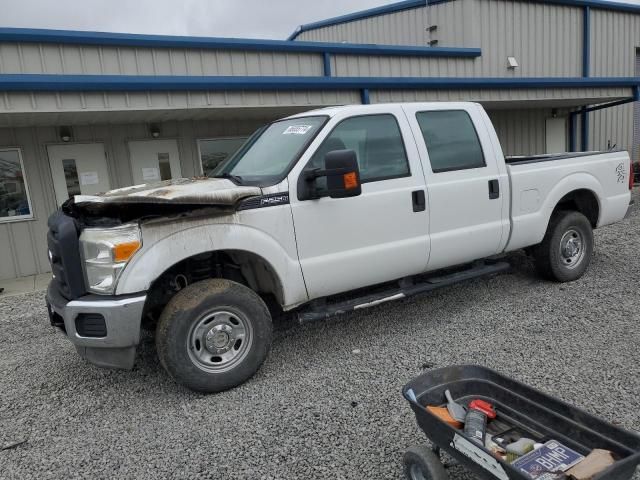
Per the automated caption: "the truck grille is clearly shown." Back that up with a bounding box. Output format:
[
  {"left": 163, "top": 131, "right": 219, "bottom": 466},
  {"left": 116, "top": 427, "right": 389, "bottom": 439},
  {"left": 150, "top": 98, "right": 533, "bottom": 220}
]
[{"left": 47, "top": 210, "right": 86, "bottom": 300}]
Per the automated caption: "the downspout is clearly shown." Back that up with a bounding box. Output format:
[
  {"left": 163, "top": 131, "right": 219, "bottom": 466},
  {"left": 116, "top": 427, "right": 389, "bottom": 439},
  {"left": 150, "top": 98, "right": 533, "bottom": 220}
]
[{"left": 580, "top": 6, "right": 591, "bottom": 151}]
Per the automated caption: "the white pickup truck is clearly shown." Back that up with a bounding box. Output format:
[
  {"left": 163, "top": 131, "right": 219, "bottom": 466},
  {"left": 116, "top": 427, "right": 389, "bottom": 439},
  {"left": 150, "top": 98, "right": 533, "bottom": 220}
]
[{"left": 46, "top": 102, "right": 633, "bottom": 392}]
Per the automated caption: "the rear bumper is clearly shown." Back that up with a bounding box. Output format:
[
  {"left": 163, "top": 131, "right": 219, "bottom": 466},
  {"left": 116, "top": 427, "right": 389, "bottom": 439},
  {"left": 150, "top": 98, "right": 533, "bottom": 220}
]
[{"left": 46, "top": 283, "right": 146, "bottom": 369}]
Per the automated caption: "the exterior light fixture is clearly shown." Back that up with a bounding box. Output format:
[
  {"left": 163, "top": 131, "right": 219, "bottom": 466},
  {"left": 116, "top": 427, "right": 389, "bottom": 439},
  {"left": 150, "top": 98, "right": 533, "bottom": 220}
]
[
  {"left": 150, "top": 125, "right": 161, "bottom": 138},
  {"left": 507, "top": 56, "right": 519, "bottom": 69},
  {"left": 60, "top": 127, "right": 72, "bottom": 142}
]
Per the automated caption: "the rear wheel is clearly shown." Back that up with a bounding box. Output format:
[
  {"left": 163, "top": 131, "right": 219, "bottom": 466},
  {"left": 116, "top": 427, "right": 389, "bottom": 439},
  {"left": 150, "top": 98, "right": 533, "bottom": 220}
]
[
  {"left": 403, "top": 445, "right": 448, "bottom": 480},
  {"left": 156, "top": 278, "right": 272, "bottom": 393},
  {"left": 534, "top": 210, "right": 593, "bottom": 282}
]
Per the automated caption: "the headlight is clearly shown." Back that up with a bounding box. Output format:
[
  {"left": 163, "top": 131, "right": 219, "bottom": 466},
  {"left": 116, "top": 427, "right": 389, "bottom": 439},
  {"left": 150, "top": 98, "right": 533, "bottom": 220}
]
[{"left": 80, "top": 224, "right": 141, "bottom": 294}]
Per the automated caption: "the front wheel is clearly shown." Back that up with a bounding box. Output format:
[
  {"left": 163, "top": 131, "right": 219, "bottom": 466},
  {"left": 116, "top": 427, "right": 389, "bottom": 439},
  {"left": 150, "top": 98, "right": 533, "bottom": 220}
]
[
  {"left": 403, "top": 445, "right": 448, "bottom": 480},
  {"left": 534, "top": 210, "right": 594, "bottom": 282},
  {"left": 156, "top": 278, "right": 272, "bottom": 393}
]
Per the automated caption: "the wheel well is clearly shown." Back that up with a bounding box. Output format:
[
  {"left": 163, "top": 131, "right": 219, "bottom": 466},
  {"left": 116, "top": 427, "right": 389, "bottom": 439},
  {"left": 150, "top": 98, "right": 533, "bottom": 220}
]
[
  {"left": 142, "top": 250, "right": 284, "bottom": 328},
  {"left": 553, "top": 189, "right": 599, "bottom": 227}
]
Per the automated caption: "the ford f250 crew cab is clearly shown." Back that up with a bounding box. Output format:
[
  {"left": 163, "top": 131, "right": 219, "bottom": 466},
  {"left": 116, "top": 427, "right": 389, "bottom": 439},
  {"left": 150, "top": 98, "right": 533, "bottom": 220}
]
[{"left": 46, "top": 102, "right": 633, "bottom": 392}]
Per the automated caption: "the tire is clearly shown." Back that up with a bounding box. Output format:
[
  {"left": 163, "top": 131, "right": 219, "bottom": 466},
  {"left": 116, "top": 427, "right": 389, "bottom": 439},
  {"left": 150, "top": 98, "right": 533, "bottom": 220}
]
[
  {"left": 156, "top": 278, "right": 272, "bottom": 393},
  {"left": 534, "top": 210, "right": 593, "bottom": 282},
  {"left": 403, "top": 445, "right": 448, "bottom": 480}
]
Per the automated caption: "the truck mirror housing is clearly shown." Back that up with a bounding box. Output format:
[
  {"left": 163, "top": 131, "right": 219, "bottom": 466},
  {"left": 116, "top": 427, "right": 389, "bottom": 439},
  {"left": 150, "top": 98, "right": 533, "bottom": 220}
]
[
  {"left": 300, "top": 149, "right": 362, "bottom": 200},
  {"left": 324, "top": 149, "right": 362, "bottom": 198}
]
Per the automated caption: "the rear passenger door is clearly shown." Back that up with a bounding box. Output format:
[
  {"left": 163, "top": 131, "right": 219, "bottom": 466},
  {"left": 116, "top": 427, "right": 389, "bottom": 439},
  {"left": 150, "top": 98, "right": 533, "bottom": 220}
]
[
  {"left": 404, "top": 104, "right": 509, "bottom": 271},
  {"left": 289, "top": 106, "right": 430, "bottom": 300}
]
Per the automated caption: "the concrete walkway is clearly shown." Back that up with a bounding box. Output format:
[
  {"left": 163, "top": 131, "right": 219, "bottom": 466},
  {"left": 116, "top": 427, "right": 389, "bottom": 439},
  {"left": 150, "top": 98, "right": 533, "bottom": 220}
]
[{"left": 0, "top": 273, "right": 50, "bottom": 298}]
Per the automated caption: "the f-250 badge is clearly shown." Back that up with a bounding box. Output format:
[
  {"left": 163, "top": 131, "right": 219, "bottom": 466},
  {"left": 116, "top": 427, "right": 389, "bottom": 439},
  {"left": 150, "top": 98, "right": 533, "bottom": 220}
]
[{"left": 616, "top": 163, "right": 626, "bottom": 183}]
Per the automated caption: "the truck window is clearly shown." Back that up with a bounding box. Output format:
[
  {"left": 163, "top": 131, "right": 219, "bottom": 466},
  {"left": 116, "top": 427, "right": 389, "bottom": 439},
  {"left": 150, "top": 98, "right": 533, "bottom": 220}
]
[
  {"left": 306, "top": 114, "right": 410, "bottom": 184},
  {"left": 415, "top": 110, "right": 486, "bottom": 173}
]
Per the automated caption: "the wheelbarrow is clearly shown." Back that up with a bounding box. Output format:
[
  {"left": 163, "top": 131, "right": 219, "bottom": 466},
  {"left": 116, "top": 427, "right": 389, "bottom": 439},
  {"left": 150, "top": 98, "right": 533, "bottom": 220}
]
[{"left": 402, "top": 365, "right": 640, "bottom": 480}]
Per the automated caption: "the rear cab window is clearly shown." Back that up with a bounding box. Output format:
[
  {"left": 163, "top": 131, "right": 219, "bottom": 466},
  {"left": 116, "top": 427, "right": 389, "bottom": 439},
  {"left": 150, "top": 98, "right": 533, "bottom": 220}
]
[{"left": 415, "top": 110, "right": 486, "bottom": 173}]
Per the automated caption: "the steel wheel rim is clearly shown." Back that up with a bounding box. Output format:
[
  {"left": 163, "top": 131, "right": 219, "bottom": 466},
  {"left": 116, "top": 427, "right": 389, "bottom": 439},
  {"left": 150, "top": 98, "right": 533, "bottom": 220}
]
[
  {"left": 409, "top": 463, "right": 427, "bottom": 480},
  {"left": 559, "top": 228, "right": 585, "bottom": 269},
  {"left": 187, "top": 308, "right": 253, "bottom": 373}
]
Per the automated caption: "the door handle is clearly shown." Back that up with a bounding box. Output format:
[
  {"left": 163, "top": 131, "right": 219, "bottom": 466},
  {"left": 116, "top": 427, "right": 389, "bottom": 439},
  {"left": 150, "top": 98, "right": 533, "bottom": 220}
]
[
  {"left": 412, "top": 190, "right": 426, "bottom": 212},
  {"left": 488, "top": 179, "right": 500, "bottom": 199}
]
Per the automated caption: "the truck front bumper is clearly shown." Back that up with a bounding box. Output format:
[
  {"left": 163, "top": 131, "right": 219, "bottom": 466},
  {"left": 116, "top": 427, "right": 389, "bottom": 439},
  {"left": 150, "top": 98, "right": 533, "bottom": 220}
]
[{"left": 46, "top": 283, "right": 146, "bottom": 369}]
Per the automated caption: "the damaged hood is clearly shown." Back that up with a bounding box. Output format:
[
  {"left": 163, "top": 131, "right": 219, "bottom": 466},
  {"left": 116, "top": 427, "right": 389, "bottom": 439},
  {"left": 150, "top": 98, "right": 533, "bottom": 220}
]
[{"left": 74, "top": 177, "right": 262, "bottom": 206}]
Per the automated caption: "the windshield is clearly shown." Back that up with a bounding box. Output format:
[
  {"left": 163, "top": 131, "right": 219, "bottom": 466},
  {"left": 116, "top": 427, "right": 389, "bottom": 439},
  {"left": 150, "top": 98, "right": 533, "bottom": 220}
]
[{"left": 211, "top": 116, "right": 327, "bottom": 186}]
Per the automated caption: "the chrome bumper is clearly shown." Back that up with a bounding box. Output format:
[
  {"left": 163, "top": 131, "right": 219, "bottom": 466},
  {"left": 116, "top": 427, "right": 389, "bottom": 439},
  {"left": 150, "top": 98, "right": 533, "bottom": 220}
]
[{"left": 46, "top": 283, "right": 146, "bottom": 369}]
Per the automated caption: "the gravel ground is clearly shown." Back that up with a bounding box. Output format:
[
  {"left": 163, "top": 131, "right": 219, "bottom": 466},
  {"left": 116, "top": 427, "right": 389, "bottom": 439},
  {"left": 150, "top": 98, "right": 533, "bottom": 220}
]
[{"left": 1, "top": 191, "right": 639, "bottom": 480}]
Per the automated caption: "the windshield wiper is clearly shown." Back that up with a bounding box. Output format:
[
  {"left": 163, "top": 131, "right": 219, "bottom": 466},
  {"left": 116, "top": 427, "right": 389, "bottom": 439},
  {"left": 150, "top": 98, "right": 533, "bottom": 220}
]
[{"left": 212, "top": 172, "right": 244, "bottom": 185}]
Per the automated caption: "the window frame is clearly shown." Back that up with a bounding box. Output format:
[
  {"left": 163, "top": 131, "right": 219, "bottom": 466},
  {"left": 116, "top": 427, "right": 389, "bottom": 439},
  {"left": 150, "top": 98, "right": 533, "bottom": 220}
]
[
  {"left": 303, "top": 113, "right": 412, "bottom": 186},
  {"left": 196, "top": 136, "right": 249, "bottom": 176},
  {"left": 415, "top": 109, "right": 487, "bottom": 174},
  {"left": 0, "top": 147, "right": 34, "bottom": 224}
]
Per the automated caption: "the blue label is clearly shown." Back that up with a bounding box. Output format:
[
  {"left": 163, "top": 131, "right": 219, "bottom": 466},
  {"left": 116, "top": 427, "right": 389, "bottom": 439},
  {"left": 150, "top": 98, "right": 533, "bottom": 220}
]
[{"left": 511, "top": 440, "right": 584, "bottom": 479}]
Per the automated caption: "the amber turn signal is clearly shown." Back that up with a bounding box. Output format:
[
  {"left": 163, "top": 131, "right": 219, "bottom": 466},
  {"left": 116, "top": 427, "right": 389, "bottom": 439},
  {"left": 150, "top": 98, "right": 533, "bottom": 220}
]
[
  {"left": 113, "top": 241, "right": 141, "bottom": 262},
  {"left": 343, "top": 171, "right": 359, "bottom": 190}
]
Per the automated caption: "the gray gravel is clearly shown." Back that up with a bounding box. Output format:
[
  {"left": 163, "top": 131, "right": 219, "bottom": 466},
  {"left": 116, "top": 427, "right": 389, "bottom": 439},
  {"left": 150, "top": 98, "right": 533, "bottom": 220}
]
[{"left": 2, "top": 191, "right": 639, "bottom": 480}]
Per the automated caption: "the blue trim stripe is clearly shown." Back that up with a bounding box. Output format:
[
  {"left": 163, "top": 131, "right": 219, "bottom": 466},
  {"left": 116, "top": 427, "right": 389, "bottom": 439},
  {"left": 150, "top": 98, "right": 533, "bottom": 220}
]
[
  {"left": 0, "top": 28, "right": 480, "bottom": 58},
  {"left": 287, "top": 0, "right": 640, "bottom": 41},
  {"left": 0, "top": 74, "right": 638, "bottom": 92},
  {"left": 582, "top": 6, "right": 591, "bottom": 78},
  {"left": 287, "top": 0, "right": 428, "bottom": 40},
  {"left": 323, "top": 52, "right": 332, "bottom": 77}
]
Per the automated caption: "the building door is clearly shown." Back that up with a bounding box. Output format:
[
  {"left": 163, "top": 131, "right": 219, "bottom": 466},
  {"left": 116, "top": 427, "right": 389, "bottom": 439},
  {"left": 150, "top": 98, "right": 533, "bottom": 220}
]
[
  {"left": 128, "top": 139, "right": 182, "bottom": 185},
  {"left": 546, "top": 117, "right": 567, "bottom": 153},
  {"left": 47, "top": 143, "right": 111, "bottom": 206}
]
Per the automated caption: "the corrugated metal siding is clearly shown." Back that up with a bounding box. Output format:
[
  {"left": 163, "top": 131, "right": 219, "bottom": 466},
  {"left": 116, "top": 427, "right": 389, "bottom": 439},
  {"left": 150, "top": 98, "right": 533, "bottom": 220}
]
[
  {"left": 0, "top": 116, "right": 279, "bottom": 280},
  {"left": 370, "top": 86, "right": 629, "bottom": 104},
  {"left": 0, "top": 43, "right": 324, "bottom": 77},
  {"left": 298, "top": 0, "right": 583, "bottom": 78},
  {"left": 0, "top": 90, "right": 362, "bottom": 115},
  {"left": 487, "top": 109, "right": 549, "bottom": 155},
  {"left": 590, "top": 10, "right": 640, "bottom": 77},
  {"left": 296, "top": 0, "right": 473, "bottom": 47},
  {"left": 588, "top": 102, "right": 634, "bottom": 152}
]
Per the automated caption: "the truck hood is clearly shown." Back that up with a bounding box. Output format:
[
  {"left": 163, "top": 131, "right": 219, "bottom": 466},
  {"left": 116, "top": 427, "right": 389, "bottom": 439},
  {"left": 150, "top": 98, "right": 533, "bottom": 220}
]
[
  {"left": 74, "top": 177, "right": 262, "bottom": 206},
  {"left": 65, "top": 177, "right": 263, "bottom": 224}
]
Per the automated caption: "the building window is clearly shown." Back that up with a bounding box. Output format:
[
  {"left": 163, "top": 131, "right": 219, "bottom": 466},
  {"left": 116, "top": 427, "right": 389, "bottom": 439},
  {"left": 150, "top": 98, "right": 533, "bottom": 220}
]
[
  {"left": 0, "top": 148, "right": 33, "bottom": 222},
  {"left": 415, "top": 110, "right": 486, "bottom": 173},
  {"left": 198, "top": 137, "right": 247, "bottom": 176}
]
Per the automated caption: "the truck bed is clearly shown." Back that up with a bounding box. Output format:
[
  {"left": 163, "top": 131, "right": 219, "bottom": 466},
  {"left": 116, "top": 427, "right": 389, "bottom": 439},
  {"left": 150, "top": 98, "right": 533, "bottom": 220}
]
[{"left": 505, "top": 151, "right": 609, "bottom": 165}]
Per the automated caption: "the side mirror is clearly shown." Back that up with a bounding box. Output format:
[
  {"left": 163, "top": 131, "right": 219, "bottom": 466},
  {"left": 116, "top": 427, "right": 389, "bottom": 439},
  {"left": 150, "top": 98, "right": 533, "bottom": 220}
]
[
  {"left": 324, "top": 149, "right": 361, "bottom": 198},
  {"left": 301, "top": 149, "right": 361, "bottom": 200}
]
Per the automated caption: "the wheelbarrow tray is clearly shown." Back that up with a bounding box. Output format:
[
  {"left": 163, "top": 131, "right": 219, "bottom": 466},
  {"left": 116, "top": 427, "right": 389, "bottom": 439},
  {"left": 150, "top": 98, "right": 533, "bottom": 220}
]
[{"left": 403, "top": 365, "right": 640, "bottom": 480}]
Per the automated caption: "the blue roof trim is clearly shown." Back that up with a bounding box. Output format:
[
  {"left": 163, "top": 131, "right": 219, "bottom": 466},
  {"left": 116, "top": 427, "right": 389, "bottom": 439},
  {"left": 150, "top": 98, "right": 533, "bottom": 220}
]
[
  {"left": 287, "top": 0, "right": 640, "bottom": 41},
  {"left": 0, "top": 27, "right": 479, "bottom": 58},
  {"left": 0, "top": 74, "right": 638, "bottom": 92},
  {"left": 287, "top": 0, "right": 428, "bottom": 41}
]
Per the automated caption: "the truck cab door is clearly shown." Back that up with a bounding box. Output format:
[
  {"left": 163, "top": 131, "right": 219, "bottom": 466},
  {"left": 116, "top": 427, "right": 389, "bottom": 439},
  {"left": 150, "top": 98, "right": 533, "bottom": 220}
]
[
  {"left": 403, "top": 103, "right": 510, "bottom": 271},
  {"left": 288, "top": 105, "right": 430, "bottom": 300}
]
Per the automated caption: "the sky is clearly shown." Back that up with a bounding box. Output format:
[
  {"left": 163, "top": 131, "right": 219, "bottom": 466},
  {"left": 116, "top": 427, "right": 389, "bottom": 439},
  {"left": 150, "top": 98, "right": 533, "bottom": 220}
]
[{"left": 1, "top": 0, "right": 639, "bottom": 40}]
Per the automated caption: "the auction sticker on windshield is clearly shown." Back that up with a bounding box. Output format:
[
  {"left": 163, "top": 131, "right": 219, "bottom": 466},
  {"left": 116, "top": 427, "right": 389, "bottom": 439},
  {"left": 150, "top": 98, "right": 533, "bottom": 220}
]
[{"left": 283, "top": 125, "right": 312, "bottom": 135}]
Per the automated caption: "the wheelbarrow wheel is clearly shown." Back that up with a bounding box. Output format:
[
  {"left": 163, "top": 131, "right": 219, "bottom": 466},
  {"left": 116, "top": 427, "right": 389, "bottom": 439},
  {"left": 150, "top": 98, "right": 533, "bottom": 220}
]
[{"left": 403, "top": 445, "right": 448, "bottom": 480}]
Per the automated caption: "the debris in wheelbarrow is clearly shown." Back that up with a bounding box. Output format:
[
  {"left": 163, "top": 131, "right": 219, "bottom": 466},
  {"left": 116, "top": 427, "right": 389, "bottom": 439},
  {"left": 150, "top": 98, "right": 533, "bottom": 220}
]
[{"left": 402, "top": 365, "right": 640, "bottom": 480}]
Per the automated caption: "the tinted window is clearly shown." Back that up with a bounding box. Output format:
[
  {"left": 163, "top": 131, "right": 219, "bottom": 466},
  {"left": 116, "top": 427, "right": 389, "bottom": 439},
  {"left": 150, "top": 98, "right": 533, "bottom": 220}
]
[
  {"left": 416, "top": 110, "right": 485, "bottom": 172},
  {"left": 307, "top": 114, "right": 410, "bottom": 183},
  {"left": 199, "top": 137, "right": 247, "bottom": 176}
]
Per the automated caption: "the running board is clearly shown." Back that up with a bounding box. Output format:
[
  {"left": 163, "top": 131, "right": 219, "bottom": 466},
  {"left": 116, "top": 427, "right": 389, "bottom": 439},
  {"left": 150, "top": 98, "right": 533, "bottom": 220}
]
[{"left": 297, "top": 261, "right": 510, "bottom": 323}]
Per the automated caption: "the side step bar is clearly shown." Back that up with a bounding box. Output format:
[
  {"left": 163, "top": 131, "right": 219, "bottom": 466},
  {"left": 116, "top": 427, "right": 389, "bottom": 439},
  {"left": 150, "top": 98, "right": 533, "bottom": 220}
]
[{"left": 297, "top": 261, "right": 510, "bottom": 323}]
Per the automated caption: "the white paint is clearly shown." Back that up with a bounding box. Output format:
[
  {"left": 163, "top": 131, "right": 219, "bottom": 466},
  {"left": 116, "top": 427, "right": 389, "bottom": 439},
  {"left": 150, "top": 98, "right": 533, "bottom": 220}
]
[
  {"left": 545, "top": 117, "right": 568, "bottom": 153},
  {"left": 47, "top": 143, "right": 111, "bottom": 206},
  {"left": 79, "top": 171, "right": 99, "bottom": 185},
  {"left": 128, "top": 139, "right": 182, "bottom": 185},
  {"left": 141, "top": 167, "right": 160, "bottom": 181}
]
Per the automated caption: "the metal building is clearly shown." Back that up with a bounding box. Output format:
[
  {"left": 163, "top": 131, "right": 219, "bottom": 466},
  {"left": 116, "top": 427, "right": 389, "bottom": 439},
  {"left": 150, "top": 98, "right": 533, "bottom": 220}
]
[{"left": 0, "top": 0, "right": 638, "bottom": 281}]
